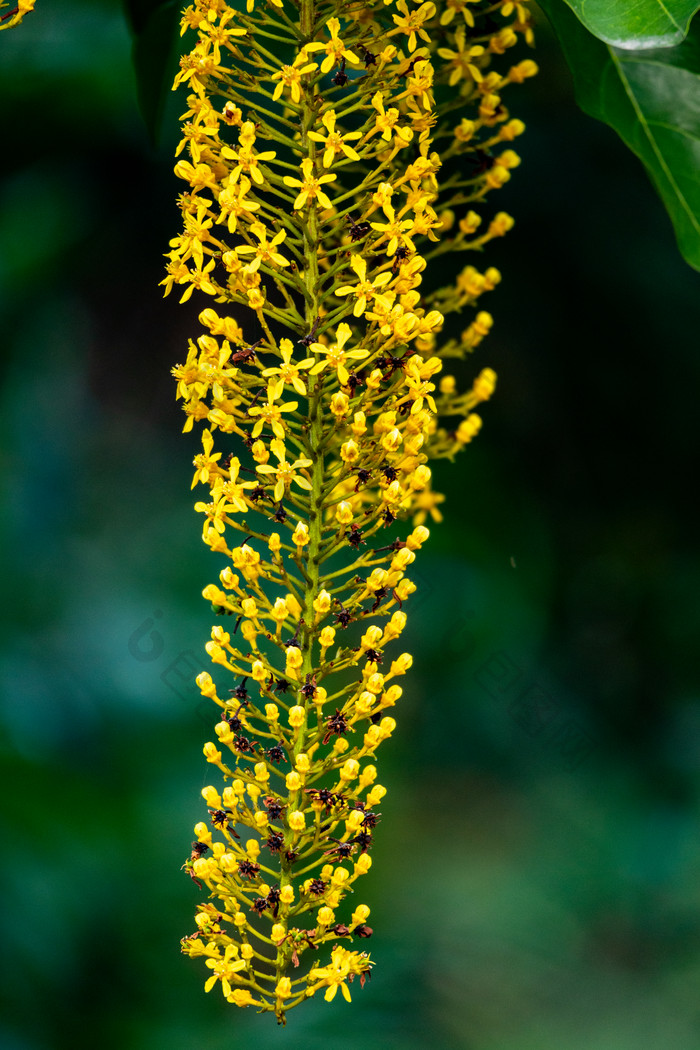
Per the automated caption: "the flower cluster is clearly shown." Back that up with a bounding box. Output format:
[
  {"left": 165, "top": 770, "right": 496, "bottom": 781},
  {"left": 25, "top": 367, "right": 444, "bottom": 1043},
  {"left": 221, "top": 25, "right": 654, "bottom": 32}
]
[
  {"left": 0, "top": 0, "right": 34, "bottom": 30},
  {"left": 169, "top": 0, "right": 535, "bottom": 1022}
]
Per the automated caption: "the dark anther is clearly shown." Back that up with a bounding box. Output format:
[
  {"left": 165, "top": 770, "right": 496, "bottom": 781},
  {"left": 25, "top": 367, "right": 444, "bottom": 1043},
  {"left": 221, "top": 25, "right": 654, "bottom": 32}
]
[
  {"left": 308, "top": 787, "right": 336, "bottom": 812},
  {"left": 252, "top": 897, "right": 268, "bottom": 914},
  {"left": 238, "top": 859, "right": 261, "bottom": 880},
  {"left": 309, "top": 878, "right": 327, "bottom": 895},
  {"left": 267, "top": 830, "right": 284, "bottom": 853},
  {"left": 332, "top": 923, "right": 351, "bottom": 936},
  {"left": 323, "top": 709, "right": 349, "bottom": 744},
  {"left": 371, "top": 586, "right": 388, "bottom": 612},
  {"left": 361, "top": 810, "right": 380, "bottom": 828},
  {"left": 355, "top": 924, "right": 373, "bottom": 938},
  {"left": 232, "top": 679, "right": 249, "bottom": 702},
  {"left": 190, "top": 841, "right": 209, "bottom": 858},
  {"left": 287, "top": 617, "right": 305, "bottom": 646},
  {"left": 382, "top": 465, "right": 397, "bottom": 481},
  {"left": 332, "top": 58, "right": 348, "bottom": 86},
  {"left": 348, "top": 525, "right": 364, "bottom": 548},
  {"left": 298, "top": 316, "right": 320, "bottom": 346},
  {"left": 210, "top": 809, "right": 229, "bottom": 828},
  {"left": 391, "top": 245, "right": 410, "bottom": 274},
  {"left": 266, "top": 886, "right": 281, "bottom": 918},
  {"left": 275, "top": 677, "right": 290, "bottom": 694},
  {"left": 267, "top": 743, "right": 285, "bottom": 765},
  {"left": 364, "top": 647, "right": 382, "bottom": 664},
  {"left": 354, "top": 830, "right": 373, "bottom": 853},
  {"left": 324, "top": 837, "right": 356, "bottom": 859},
  {"left": 227, "top": 714, "right": 242, "bottom": 732},
  {"left": 382, "top": 509, "right": 396, "bottom": 526},
  {"left": 273, "top": 501, "right": 287, "bottom": 523},
  {"left": 248, "top": 485, "right": 266, "bottom": 503},
  {"left": 284, "top": 849, "right": 299, "bottom": 863},
  {"left": 301, "top": 673, "right": 318, "bottom": 700},
  {"left": 355, "top": 468, "right": 371, "bottom": 488},
  {"left": 265, "top": 795, "right": 285, "bottom": 818},
  {"left": 347, "top": 214, "right": 371, "bottom": 241},
  {"left": 234, "top": 734, "right": 255, "bottom": 753},
  {"left": 357, "top": 43, "right": 376, "bottom": 68},
  {"left": 334, "top": 601, "right": 353, "bottom": 628}
]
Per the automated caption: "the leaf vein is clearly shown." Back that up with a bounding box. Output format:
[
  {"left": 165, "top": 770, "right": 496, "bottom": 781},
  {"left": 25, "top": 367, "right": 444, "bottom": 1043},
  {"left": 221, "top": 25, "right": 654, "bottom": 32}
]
[{"left": 609, "top": 44, "right": 700, "bottom": 235}]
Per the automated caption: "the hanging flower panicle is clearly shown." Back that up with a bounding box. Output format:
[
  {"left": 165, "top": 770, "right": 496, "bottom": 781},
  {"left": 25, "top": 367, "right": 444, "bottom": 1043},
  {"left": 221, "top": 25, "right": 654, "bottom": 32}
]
[{"left": 168, "top": 0, "right": 536, "bottom": 1023}]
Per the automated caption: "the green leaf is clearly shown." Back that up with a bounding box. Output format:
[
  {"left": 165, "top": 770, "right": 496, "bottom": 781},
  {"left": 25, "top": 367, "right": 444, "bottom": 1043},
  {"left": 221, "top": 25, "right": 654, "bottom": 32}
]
[
  {"left": 540, "top": 1, "right": 700, "bottom": 270},
  {"left": 559, "top": 0, "right": 700, "bottom": 49},
  {"left": 122, "top": 0, "right": 180, "bottom": 145}
]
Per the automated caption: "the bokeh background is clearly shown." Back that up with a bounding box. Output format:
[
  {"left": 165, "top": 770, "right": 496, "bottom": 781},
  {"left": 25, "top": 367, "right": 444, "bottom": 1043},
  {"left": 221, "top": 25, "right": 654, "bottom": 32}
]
[{"left": 2, "top": 2, "right": 700, "bottom": 1048}]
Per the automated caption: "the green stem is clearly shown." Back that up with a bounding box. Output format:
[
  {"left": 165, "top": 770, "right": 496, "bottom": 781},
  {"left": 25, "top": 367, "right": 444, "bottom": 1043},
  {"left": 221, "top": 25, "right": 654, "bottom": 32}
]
[{"left": 274, "top": 0, "right": 325, "bottom": 1015}]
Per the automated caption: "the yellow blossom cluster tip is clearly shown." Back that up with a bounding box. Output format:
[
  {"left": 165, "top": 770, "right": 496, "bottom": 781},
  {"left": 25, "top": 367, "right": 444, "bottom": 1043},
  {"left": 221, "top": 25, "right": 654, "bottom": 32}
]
[
  {"left": 169, "top": 0, "right": 535, "bottom": 1023},
  {"left": 0, "top": 0, "right": 34, "bottom": 30}
]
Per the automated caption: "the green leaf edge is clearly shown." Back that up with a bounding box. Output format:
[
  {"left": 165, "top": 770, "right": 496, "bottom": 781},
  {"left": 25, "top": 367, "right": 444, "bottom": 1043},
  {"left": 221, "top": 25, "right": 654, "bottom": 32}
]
[
  {"left": 540, "top": 0, "right": 700, "bottom": 270},
  {"left": 556, "top": 0, "right": 700, "bottom": 50}
]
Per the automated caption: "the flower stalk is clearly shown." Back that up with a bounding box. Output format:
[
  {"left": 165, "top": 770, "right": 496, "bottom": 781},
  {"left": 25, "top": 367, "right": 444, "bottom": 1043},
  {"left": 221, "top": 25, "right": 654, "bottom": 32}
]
[{"left": 169, "top": 0, "right": 536, "bottom": 1022}]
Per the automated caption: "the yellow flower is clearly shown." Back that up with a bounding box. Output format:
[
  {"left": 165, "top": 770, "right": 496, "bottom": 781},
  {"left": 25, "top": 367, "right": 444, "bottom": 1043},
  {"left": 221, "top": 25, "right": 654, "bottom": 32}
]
[
  {"left": 283, "top": 158, "right": 336, "bottom": 210},
  {"left": 177, "top": 259, "right": 219, "bottom": 304},
  {"left": 191, "top": 429, "right": 222, "bottom": 488},
  {"left": 217, "top": 175, "right": 261, "bottom": 234},
  {"left": 173, "top": 42, "right": 227, "bottom": 92},
  {"left": 256, "top": 438, "right": 313, "bottom": 502},
  {"left": 412, "top": 487, "right": 445, "bottom": 525},
  {"left": 247, "top": 383, "right": 298, "bottom": 440},
  {"left": 221, "top": 457, "right": 257, "bottom": 513},
  {"left": 304, "top": 17, "right": 361, "bottom": 75},
  {"left": 369, "top": 203, "right": 416, "bottom": 258},
  {"left": 308, "top": 110, "right": 362, "bottom": 167},
  {"left": 335, "top": 255, "right": 393, "bottom": 318},
  {"left": 437, "top": 26, "right": 486, "bottom": 85},
  {"left": 309, "top": 323, "right": 370, "bottom": 385},
  {"left": 204, "top": 945, "right": 247, "bottom": 996},
  {"left": 227, "top": 988, "right": 261, "bottom": 1007},
  {"left": 271, "top": 52, "right": 319, "bottom": 103},
  {"left": 234, "top": 221, "right": 289, "bottom": 273},
  {"left": 370, "top": 91, "right": 413, "bottom": 145},
  {"left": 388, "top": 0, "right": 436, "bottom": 52},
  {"left": 221, "top": 121, "right": 277, "bottom": 186},
  {"left": 440, "top": 0, "right": 479, "bottom": 26},
  {"left": 197, "top": 8, "right": 247, "bottom": 65},
  {"left": 173, "top": 159, "right": 220, "bottom": 193},
  {"left": 261, "top": 339, "right": 315, "bottom": 396},
  {"left": 307, "top": 946, "right": 372, "bottom": 1003}
]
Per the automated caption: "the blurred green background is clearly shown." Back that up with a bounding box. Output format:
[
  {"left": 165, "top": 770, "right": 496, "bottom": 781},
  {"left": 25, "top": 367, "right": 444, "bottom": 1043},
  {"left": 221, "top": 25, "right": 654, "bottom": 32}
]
[{"left": 2, "top": 3, "right": 700, "bottom": 1048}]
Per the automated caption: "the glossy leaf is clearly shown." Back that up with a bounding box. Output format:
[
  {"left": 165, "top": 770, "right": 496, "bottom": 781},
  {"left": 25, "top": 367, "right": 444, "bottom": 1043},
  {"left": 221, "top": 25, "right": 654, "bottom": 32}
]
[
  {"left": 122, "top": 0, "right": 180, "bottom": 144},
  {"left": 540, "top": 1, "right": 700, "bottom": 270},
  {"left": 559, "top": 0, "right": 700, "bottom": 49}
]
